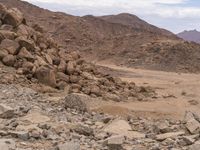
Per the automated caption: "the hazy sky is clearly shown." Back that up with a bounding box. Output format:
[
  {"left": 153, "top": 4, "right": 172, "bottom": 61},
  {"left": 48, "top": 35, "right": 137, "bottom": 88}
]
[{"left": 23, "top": 0, "right": 200, "bottom": 33}]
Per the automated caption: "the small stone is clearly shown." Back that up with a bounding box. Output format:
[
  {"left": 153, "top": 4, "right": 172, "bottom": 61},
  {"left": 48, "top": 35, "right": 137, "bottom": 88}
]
[
  {"left": 0, "top": 104, "right": 14, "bottom": 119},
  {"left": 104, "top": 135, "right": 125, "bottom": 150},
  {"left": 74, "top": 124, "right": 93, "bottom": 136},
  {"left": 58, "top": 142, "right": 80, "bottom": 150}
]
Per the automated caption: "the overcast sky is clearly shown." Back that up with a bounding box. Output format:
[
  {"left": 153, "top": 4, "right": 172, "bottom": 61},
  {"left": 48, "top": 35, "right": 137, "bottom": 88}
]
[{"left": 23, "top": 0, "right": 200, "bottom": 33}]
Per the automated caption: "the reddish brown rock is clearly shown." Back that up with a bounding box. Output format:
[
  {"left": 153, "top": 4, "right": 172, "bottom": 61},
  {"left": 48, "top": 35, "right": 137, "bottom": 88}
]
[
  {"left": 0, "top": 39, "right": 20, "bottom": 54},
  {"left": 18, "top": 47, "right": 35, "bottom": 61},
  {"left": 3, "top": 8, "right": 24, "bottom": 27},
  {"left": 2, "top": 54, "right": 16, "bottom": 66}
]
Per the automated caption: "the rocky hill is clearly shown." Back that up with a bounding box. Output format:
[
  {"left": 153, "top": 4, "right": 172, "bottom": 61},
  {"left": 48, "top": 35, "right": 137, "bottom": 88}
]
[
  {"left": 1, "top": 3, "right": 200, "bottom": 150},
  {"left": 177, "top": 30, "right": 200, "bottom": 44},
  {"left": 1, "top": 0, "right": 200, "bottom": 73},
  {"left": 99, "top": 13, "right": 173, "bottom": 36}
]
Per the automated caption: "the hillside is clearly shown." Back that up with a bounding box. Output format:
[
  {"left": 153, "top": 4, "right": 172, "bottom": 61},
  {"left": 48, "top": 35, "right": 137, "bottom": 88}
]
[
  {"left": 1, "top": 0, "right": 200, "bottom": 73},
  {"left": 177, "top": 30, "right": 200, "bottom": 44}
]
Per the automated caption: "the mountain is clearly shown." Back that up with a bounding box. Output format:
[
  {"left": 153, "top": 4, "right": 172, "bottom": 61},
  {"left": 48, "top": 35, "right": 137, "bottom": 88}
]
[
  {"left": 1, "top": 0, "right": 200, "bottom": 73},
  {"left": 177, "top": 30, "right": 200, "bottom": 44},
  {"left": 99, "top": 13, "right": 173, "bottom": 36}
]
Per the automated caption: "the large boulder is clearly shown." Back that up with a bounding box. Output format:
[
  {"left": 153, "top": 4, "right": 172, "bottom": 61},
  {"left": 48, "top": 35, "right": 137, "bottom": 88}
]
[
  {"left": 0, "top": 39, "right": 20, "bottom": 54},
  {"left": 64, "top": 93, "right": 88, "bottom": 112},
  {"left": 16, "top": 36, "right": 35, "bottom": 51},
  {"left": 2, "top": 54, "right": 16, "bottom": 66},
  {"left": 18, "top": 47, "right": 35, "bottom": 61},
  {"left": 35, "top": 66, "right": 56, "bottom": 87},
  {"left": 3, "top": 8, "right": 24, "bottom": 27},
  {"left": 0, "top": 30, "right": 17, "bottom": 41}
]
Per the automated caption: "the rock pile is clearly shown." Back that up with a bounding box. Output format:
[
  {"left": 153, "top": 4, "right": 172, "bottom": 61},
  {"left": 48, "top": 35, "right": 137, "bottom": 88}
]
[
  {"left": 0, "top": 4, "right": 154, "bottom": 101},
  {"left": 0, "top": 84, "right": 199, "bottom": 149}
]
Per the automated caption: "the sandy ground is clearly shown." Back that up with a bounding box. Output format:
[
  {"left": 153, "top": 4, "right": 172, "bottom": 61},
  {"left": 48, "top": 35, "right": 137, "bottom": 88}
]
[{"left": 89, "top": 63, "right": 200, "bottom": 120}]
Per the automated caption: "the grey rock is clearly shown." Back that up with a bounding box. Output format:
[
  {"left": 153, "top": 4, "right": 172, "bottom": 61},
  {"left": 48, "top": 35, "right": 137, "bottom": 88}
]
[
  {"left": 0, "top": 104, "right": 14, "bottom": 118},
  {"left": 8, "top": 130, "right": 29, "bottom": 140},
  {"left": 58, "top": 142, "right": 80, "bottom": 150}
]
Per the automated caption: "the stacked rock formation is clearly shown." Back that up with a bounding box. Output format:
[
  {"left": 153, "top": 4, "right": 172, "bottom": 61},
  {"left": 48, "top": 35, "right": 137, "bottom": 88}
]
[{"left": 0, "top": 4, "right": 154, "bottom": 101}]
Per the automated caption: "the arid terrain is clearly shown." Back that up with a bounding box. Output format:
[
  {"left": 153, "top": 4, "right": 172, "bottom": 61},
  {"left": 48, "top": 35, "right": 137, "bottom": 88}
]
[{"left": 0, "top": 1, "right": 200, "bottom": 150}]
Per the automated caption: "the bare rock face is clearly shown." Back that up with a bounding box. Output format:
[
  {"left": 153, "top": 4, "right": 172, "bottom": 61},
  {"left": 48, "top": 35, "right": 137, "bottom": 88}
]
[
  {"left": 35, "top": 66, "right": 56, "bottom": 87},
  {"left": 3, "top": 7, "right": 24, "bottom": 27},
  {"left": 64, "top": 93, "right": 88, "bottom": 112}
]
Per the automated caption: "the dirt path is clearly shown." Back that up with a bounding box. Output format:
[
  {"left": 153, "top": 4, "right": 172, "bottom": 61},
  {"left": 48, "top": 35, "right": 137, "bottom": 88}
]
[{"left": 90, "top": 63, "right": 200, "bottom": 120}]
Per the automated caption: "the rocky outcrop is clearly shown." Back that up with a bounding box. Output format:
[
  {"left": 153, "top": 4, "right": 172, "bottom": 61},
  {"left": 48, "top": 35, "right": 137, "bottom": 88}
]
[{"left": 0, "top": 4, "right": 154, "bottom": 102}]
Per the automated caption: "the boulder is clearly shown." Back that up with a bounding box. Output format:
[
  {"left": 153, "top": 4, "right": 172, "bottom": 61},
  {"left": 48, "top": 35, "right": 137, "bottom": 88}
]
[
  {"left": 18, "top": 47, "right": 35, "bottom": 61},
  {"left": 0, "top": 49, "right": 8, "bottom": 60},
  {"left": 58, "top": 60, "right": 66, "bottom": 73},
  {"left": 64, "top": 93, "right": 88, "bottom": 112},
  {"left": 2, "top": 55, "right": 16, "bottom": 66},
  {"left": 35, "top": 66, "right": 56, "bottom": 87},
  {"left": 103, "top": 119, "right": 131, "bottom": 134},
  {"left": 0, "top": 104, "right": 14, "bottom": 118},
  {"left": 57, "top": 72, "right": 69, "bottom": 82},
  {"left": 0, "top": 39, "right": 20, "bottom": 54},
  {"left": 66, "top": 61, "right": 76, "bottom": 75},
  {"left": 0, "top": 30, "right": 17, "bottom": 41},
  {"left": 16, "top": 24, "right": 34, "bottom": 37},
  {"left": 3, "top": 8, "right": 24, "bottom": 27},
  {"left": 17, "top": 36, "right": 35, "bottom": 51},
  {"left": 185, "top": 112, "right": 200, "bottom": 134},
  {"left": 104, "top": 135, "right": 125, "bottom": 150}
]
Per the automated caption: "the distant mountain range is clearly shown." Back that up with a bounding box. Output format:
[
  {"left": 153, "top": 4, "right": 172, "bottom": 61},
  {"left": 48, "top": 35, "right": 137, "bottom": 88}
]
[{"left": 177, "top": 30, "right": 200, "bottom": 44}]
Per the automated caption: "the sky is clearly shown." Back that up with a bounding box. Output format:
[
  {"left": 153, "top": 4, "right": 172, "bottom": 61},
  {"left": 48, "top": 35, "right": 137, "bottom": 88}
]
[{"left": 23, "top": 0, "right": 200, "bottom": 33}]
